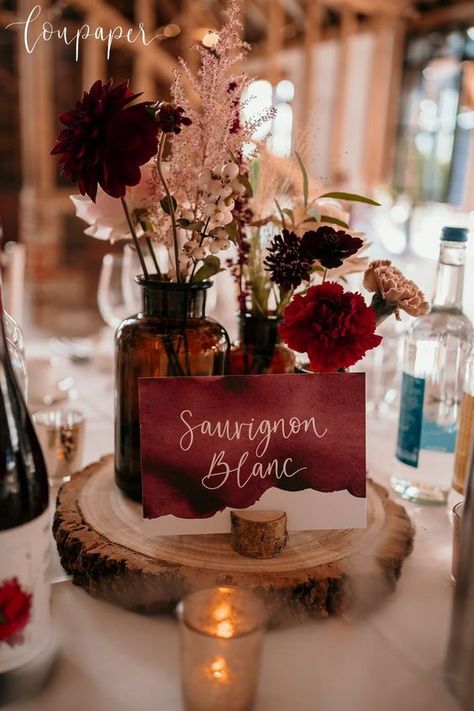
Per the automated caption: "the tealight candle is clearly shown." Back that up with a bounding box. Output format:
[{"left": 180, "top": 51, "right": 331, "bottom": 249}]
[{"left": 178, "top": 586, "right": 266, "bottom": 711}]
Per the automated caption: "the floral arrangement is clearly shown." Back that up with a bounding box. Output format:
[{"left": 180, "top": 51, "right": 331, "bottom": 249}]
[
  {"left": 52, "top": 0, "right": 268, "bottom": 286},
  {"left": 219, "top": 143, "right": 428, "bottom": 373},
  {"left": 51, "top": 0, "right": 429, "bottom": 376}
]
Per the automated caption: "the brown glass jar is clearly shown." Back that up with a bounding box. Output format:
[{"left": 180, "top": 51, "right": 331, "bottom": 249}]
[
  {"left": 115, "top": 277, "right": 229, "bottom": 501},
  {"left": 229, "top": 314, "right": 295, "bottom": 375}
]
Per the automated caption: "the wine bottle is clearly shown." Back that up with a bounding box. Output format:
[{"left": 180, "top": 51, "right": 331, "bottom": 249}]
[{"left": 0, "top": 284, "right": 53, "bottom": 703}]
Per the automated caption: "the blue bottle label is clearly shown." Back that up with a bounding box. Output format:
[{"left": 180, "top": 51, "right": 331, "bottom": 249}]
[
  {"left": 420, "top": 417, "right": 457, "bottom": 453},
  {"left": 396, "top": 373, "right": 425, "bottom": 467},
  {"left": 396, "top": 373, "right": 458, "bottom": 468}
]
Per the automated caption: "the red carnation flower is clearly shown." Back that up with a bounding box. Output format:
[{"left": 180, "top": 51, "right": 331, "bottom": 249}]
[
  {"left": 280, "top": 282, "right": 382, "bottom": 372},
  {"left": 300, "top": 226, "right": 363, "bottom": 269},
  {"left": 0, "top": 577, "right": 32, "bottom": 645},
  {"left": 51, "top": 79, "right": 158, "bottom": 202}
]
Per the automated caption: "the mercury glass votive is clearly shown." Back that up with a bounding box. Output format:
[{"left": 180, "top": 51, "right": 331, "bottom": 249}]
[
  {"left": 178, "top": 586, "right": 267, "bottom": 711},
  {"left": 33, "top": 409, "right": 85, "bottom": 486}
]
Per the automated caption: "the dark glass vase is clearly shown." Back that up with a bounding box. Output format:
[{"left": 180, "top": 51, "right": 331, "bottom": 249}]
[
  {"left": 229, "top": 314, "right": 295, "bottom": 375},
  {"left": 115, "top": 277, "right": 229, "bottom": 501}
]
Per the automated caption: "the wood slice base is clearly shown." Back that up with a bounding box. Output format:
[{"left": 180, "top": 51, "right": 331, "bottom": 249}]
[{"left": 53, "top": 455, "right": 414, "bottom": 625}]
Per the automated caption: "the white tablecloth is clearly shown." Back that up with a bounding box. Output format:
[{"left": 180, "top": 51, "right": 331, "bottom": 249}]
[{"left": 10, "top": 347, "right": 461, "bottom": 711}]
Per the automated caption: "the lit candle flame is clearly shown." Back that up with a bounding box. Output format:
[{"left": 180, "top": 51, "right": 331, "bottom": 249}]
[
  {"left": 208, "top": 657, "right": 230, "bottom": 684},
  {"left": 212, "top": 602, "right": 235, "bottom": 639}
]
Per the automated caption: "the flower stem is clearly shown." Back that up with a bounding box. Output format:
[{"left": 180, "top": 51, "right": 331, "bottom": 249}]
[
  {"left": 156, "top": 133, "right": 181, "bottom": 283},
  {"left": 189, "top": 216, "right": 212, "bottom": 282},
  {"left": 145, "top": 236, "right": 162, "bottom": 277},
  {"left": 120, "top": 197, "right": 148, "bottom": 280}
]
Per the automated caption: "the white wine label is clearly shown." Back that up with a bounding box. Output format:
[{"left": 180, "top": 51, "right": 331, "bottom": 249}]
[{"left": 0, "top": 508, "right": 51, "bottom": 673}]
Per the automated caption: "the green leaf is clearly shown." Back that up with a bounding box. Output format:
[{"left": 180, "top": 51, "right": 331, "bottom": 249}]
[
  {"left": 274, "top": 199, "right": 287, "bottom": 228},
  {"left": 319, "top": 215, "right": 350, "bottom": 229},
  {"left": 301, "top": 216, "right": 320, "bottom": 224},
  {"left": 226, "top": 220, "right": 238, "bottom": 244},
  {"left": 318, "top": 191, "right": 380, "bottom": 206},
  {"left": 238, "top": 174, "right": 253, "bottom": 198},
  {"left": 282, "top": 208, "right": 294, "bottom": 222},
  {"left": 192, "top": 255, "right": 224, "bottom": 282},
  {"left": 160, "top": 195, "right": 177, "bottom": 215},
  {"left": 295, "top": 151, "right": 309, "bottom": 208},
  {"left": 182, "top": 221, "right": 204, "bottom": 232},
  {"left": 249, "top": 159, "right": 260, "bottom": 194},
  {"left": 177, "top": 218, "right": 191, "bottom": 227}
]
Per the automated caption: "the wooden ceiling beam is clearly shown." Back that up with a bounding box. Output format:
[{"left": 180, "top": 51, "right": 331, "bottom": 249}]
[
  {"left": 69, "top": 0, "right": 180, "bottom": 84},
  {"left": 134, "top": 0, "right": 156, "bottom": 99},
  {"left": 409, "top": 1, "right": 474, "bottom": 30},
  {"left": 318, "top": 0, "right": 415, "bottom": 19},
  {"left": 329, "top": 5, "right": 357, "bottom": 185},
  {"left": 265, "top": 0, "right": 285, "bottom": 84},
  {"left": 300, "top": 0, "right": 323, "bottom": 160}
]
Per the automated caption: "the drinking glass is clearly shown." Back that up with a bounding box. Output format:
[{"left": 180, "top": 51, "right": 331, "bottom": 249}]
[{"left": 97, "top": 251, "right": 138, "bottom": 330}]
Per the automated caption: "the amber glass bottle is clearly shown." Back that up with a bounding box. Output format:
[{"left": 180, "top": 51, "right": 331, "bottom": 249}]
[
  {"left": 115, "top": 277, "right": 229, "bottom": 501},
  {"left": 229, "top": 314, "right": 295, "bottom": 375}
]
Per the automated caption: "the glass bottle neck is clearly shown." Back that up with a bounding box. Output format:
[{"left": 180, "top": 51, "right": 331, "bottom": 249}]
[
  {"left": 140, "top": 282, "right": 209, "bottom": 319},
  {"left": 432, "top": 242, "right": 466, "bottom": 312}
]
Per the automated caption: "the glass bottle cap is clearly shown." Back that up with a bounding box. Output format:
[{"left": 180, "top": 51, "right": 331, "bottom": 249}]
[{"left": 441, "top": 226, "right": 469, "bottom": 242}]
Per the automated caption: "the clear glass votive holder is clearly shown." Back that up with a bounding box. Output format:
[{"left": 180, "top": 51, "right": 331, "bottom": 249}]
[
  {"left": 178, "top": 586, "right": 267, "bottom": 711},
  {"left": 452, "top": 502, "right": 464, "bottom": 583},
  {"left": 33, "top": 409, "right": 85, "bottom": 486}
]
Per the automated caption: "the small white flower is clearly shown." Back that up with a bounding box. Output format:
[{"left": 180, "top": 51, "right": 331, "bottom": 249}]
[
  {"left": 180, "top": 209, "right": 194, "bottom": 222},
  {"left": 192, "top": 246, "right": 206, "bottom": 260},
  {"left": 231, "top": 178, "right": 245, "bottom": 195},
  {"left": 203, "top": 203, "right": 217, "bottom": 217},
  {"left": 219, "top": 185, "right": 233, "bottom": 199},
  {"left": 221, "top": 209, "right": 234, "bottom": 226},
  {"left": 198, "top": 170, "right": 212, "bottom": 188},
  {"left": 214, "top": 210, "right": 226, "bottom": 224},
  {"left": 214, "top": 227, "right": 228, "bottom": 239},
  {"left": 221, "top": 162, "right": 239, "bottom": 180}
]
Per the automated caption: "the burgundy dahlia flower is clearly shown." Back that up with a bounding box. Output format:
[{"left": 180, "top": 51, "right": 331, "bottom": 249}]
[
  {"left": 300, "top": 226, "right": 363, "bottom": 269},
  {"left": 51, "top": 79, "right": 158, "bottom": 202}
]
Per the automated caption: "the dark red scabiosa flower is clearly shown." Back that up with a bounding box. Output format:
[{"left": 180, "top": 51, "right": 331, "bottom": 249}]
[
  {"left": 280, "top": 282, "right": 382, "bottom": 372},
  {"left": 0, "top": 577, "right": 32, "bottom": 645},
  {"left": 51, "top": 79, "right": 158, "bottom": 202},
  {"left": 300, "top": 226, "right": 363, "bottom": 269},
  {"left": 264, "top": 229, "right": 312, "bottom": 291},
  {"left": 154, "top": 102, "right": 192, "bottom": 134}
]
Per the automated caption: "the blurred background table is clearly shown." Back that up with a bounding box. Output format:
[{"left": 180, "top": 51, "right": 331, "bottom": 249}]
[{"left": 6, "top": 341, "right": 459, "bottom": 711}]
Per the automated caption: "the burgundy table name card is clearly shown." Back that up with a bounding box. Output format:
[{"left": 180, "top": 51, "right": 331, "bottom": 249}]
[{"left": 139, "top": 373, "right": 366, "bottom": 534}]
